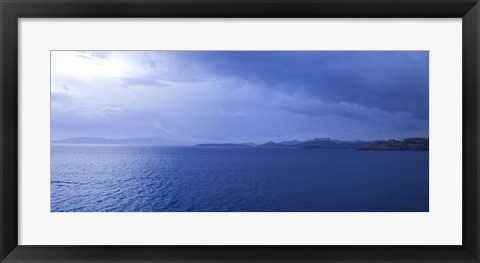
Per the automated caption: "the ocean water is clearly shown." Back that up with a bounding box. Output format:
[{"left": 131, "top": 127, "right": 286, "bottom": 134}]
[{"left": 51, "top": 145, "right": 429, "bottom": 212}]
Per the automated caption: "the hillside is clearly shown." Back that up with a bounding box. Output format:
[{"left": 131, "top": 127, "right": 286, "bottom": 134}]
[{"left": 356, "top": 138, "right": 428, "bottom": 151}]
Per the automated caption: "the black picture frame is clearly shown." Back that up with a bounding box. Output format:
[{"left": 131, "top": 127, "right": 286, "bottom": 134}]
[{"left": 1, "top": 0, "right": 479, "bottom": 262}]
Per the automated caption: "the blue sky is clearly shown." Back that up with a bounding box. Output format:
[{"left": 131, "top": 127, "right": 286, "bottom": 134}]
[{"left": 51, "top": 51, "right": 428, "bottom": 144}]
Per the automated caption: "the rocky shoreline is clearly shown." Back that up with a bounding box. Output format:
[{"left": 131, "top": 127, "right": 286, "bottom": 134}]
[{"left": 356, "top": 138, "right": 428, "bottom": 151}]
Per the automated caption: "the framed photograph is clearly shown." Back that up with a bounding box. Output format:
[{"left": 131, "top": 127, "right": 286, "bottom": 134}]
[{"left": 1, "top": 0, "right": 479, "bottom": 262}]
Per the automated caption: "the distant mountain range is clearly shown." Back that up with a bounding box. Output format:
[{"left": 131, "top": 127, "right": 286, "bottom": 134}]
[
  {"left": 196, "top": 137, "right": 372, "bottom": 149},
  {"left": 52, "top": 136, "right": 184, "bottom": 145},
  {"left": 196, "top": 143, "right": 252, "bottom": 147},
  {"left": 259, "top": 137, "right": 372, "bottom": 149},
  {"left": 53, "top": 136, "right": 429, "bottom": 151},
  {"left": 196, "top": 137, "right": 429, "bottom": 151}
]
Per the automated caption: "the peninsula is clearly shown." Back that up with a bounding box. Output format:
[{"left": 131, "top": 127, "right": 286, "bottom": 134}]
[{"left": 356, "top": 138, "right": 429, "bottom": 151}]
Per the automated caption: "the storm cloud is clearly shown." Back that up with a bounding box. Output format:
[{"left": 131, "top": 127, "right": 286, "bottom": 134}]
[{"left": 51, "top": 51, "right": 428, "bottom": 143}]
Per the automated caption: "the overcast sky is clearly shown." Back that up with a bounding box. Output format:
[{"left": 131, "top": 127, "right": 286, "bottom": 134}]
[{"left": 51, "top": 51, "right": 429, "bottom": 144}]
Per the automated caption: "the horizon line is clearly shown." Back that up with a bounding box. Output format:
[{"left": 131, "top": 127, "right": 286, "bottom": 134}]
[{"left": 51, "top": 136, "right": 430, "bottom": 145}]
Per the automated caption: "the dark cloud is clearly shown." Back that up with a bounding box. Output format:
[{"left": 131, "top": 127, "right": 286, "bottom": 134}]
[
  {"left": 174, "top": 51, "right": 429, "bottom": 120},
  {"left": 51, "top": 51, "right": 429, "bottom": 142}
]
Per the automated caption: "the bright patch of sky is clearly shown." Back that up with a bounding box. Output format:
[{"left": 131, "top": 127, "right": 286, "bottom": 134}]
[{"left": 51, "top": 51, "right": 428, "bottom": 144}]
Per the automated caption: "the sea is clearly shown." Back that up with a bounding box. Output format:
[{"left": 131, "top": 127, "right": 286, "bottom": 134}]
[{"left": 51, "top": 145, "right": 429, "bottom": 212}]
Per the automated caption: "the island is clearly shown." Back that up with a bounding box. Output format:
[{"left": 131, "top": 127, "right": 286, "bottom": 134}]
[{"left": 195, "top": 143, "right": 252, "bottom": 147}]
